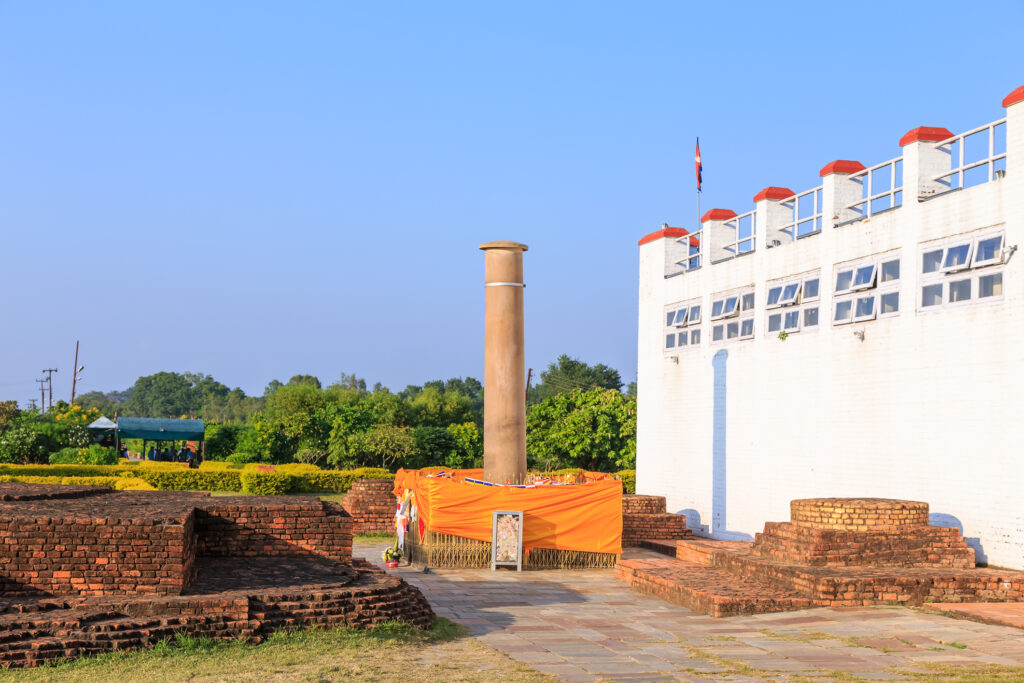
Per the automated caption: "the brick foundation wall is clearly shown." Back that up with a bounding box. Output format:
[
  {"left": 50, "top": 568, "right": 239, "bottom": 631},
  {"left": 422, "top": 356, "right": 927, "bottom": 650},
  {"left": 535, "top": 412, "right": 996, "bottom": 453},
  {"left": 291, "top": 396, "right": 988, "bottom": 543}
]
[
  {"left": 196, "top": 499, "right": 352, "bottom": 565},
  {"left": 622, "top": 495, "right": 666, "bottom": 514},
  {"left": 341, "top": 479, "right": 395, "bottom": 535},
  {"left": 790, "top": 498, "right": 929, "bottom": 530}
]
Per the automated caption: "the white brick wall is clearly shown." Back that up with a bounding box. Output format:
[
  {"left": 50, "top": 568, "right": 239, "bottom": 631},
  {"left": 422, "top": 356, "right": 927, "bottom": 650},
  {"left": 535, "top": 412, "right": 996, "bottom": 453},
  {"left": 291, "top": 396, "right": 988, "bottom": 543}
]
[{"left": 637, "top": 91, "right": 1024, "bottom": 569}]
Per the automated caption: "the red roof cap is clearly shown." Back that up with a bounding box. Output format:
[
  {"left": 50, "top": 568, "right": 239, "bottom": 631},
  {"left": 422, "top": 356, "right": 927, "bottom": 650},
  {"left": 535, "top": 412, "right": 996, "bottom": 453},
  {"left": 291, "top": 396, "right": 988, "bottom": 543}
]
[
  {"left": 701, "top": 208, "right": 737, "bottom": 222},
  {"left": 1003, "top": 85, "right": 1024, "bottom": 108},
  {"left": 819, "top": 160, "right": 866, "bottom": 177},
  {"left": 638, "top": 226, "right": 688, "bottom": 247},
  {"left": 753, "top": 186, "right": 796, "bottom": 202},
  {"left": 899, "top": 126, "right": 953, "bottom": 146}
]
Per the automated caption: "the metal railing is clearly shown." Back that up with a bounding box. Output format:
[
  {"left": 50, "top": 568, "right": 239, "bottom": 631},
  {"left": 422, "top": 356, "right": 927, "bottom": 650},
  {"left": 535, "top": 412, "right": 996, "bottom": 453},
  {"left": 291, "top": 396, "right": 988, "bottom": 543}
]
[
  {"left": 934, "top": 119, "right": 1007, "bottom": 191},
  {"left": 720, "top": 210, "right": 756, "bottom": 259},
  {"left": 778, "top": 187, "right": 822, "bottom": 241},
  {"left": 845, "top": 157, "right": 903, "bottom": 218},
  {"left": 675, "top": 226, "right": 703, "bottom": 271}
]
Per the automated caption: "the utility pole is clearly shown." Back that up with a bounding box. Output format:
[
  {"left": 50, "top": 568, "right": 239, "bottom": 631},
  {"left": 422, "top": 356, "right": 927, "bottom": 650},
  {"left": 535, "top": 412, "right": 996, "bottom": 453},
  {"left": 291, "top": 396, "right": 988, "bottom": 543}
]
[
  {"left": 35, "top": 378, "right": 47, "bottom": 412},
  {"left": 27, "top": 398, "right": 37, "bottom": 410},
  {"left": 41, "top": 368, "right": 58, "bottom": 410},
  {"left": 525, "top": 368, "right": 533, "bottom": 403},
  {"left": 70, "top": 341, "right": 83, "bottom": 404}
]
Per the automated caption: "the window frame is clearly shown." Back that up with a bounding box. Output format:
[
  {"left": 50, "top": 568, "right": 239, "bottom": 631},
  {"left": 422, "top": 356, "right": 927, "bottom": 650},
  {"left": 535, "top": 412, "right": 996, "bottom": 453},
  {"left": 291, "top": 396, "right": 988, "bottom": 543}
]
[
  {"left": 765, "top": 270, "right": 820, "bottom": 336},
  {"left": 833, "top": 252, "right": 900, "bottom": 327},
  {"left": 710, "top": 286, "right": 755, "bottom": 345},
  {"left": 918, "top": 230, "right": 1005, "bottom": 314},
  {"left": 663, "top": 297, "right": 703, "bottom": 353}
]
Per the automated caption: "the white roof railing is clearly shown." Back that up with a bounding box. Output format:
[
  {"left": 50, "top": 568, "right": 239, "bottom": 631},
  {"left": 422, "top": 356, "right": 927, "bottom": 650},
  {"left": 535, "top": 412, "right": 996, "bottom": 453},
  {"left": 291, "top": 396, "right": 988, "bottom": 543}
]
[
  {"left": 844, "top": 156, "right": 903, "bottom": 219},
  {"left": 719, "top": 210, "right": 756, "bottom": 260},
  {"left": 933, "top": 119, "right": 1007, "bottom": 191},
  {"left": 778, "top": 186, "right": 822, "bottom": 241}
]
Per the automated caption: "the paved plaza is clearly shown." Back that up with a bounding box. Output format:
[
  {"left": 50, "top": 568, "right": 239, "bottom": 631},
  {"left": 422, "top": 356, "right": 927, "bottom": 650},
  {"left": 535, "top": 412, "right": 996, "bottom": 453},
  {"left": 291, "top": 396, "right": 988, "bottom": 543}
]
[{"left": 357, "top": 542, "right": 1024, "bottom": 681}]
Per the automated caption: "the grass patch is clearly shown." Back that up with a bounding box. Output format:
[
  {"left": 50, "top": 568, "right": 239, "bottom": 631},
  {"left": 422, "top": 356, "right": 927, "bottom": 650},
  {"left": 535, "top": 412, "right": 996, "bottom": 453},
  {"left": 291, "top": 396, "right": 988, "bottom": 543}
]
[
  {"left": 0, "top": 619, "right": 550, "bottom": 683},
  {"left": 904, "top": 663, "right": 1024, "bottom": 680},
  {"left": 756, "top": 628, "right": 869, "bottom": 649},
  {"left": 354, "top": 532, "right": 398, "bottom": 544}
]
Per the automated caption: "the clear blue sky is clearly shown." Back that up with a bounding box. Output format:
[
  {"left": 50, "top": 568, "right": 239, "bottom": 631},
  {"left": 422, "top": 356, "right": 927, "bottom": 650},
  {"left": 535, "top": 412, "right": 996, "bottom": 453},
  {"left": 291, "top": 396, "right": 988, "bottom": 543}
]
[{"left": 1, "top": 1, "right": 1021, "bottom": 404}]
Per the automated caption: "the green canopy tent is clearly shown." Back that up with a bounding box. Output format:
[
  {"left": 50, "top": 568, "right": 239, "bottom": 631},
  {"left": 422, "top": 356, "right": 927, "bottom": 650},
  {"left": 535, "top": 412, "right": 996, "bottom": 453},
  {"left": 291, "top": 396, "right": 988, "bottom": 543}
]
[
  {"left": 86, "top": 416, "right": 117, "bottom": 447},
  {"left": 115, "top": 417, "right": 205, "bottom": 462}
]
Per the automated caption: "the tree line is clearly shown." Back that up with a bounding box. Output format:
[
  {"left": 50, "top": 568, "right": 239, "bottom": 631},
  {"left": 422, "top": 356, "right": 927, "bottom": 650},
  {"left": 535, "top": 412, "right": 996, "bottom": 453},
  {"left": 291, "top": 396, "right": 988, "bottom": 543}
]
[{"left": 33, "top": 355, "right": 638, "bottom": 472}]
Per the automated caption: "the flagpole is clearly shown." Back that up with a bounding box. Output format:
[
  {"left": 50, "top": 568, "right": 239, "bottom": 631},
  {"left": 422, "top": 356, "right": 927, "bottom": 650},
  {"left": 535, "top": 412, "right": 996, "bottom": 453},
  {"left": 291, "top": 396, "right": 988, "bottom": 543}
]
[{"left": 696, "top": 136, "right": 701, "bottom": 239}]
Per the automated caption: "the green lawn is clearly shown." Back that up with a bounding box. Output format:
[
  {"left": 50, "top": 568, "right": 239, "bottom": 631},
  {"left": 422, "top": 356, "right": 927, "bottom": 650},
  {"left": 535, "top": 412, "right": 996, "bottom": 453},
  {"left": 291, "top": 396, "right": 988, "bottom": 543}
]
[{"left": 0, "top": 620, "right": 552, "bottom": 683}]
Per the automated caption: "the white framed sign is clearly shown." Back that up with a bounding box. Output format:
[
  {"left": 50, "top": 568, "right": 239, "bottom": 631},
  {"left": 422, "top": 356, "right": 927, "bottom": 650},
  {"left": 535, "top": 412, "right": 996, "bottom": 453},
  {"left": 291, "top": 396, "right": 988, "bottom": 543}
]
[{"left": 491, "top": 510, "right": 523, "bottom": 571}]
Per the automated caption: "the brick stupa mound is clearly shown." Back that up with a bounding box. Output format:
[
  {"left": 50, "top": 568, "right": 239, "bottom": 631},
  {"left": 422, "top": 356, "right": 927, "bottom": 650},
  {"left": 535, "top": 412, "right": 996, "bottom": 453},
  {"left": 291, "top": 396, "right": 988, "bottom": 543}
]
[
  {"left": 0, "top": 483, "right": 433, "bottom": 668},
  {"left": 617, "top": 497, "right": 1024, "bottom": 617}
]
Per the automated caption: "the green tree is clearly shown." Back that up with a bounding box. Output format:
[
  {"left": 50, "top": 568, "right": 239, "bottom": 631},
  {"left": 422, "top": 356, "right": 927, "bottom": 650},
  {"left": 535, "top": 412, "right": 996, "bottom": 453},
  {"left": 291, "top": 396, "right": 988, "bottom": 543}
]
[
  {"left": 287, "top": 374, "right": 322, "bottom": 389},
  {"left": 526, "top": 388, "right": 636, "bottom": 472},
  {"left": 342, "top": 423, "right": 414, "bottom": 470},
  {"left": 445, "top": 421, "right": 482, "bottom": 468},
  {"left": 128, "top": 372, "right": 201, "bottom": 416},
  {"left": 408, "top": 387, "right": 476, "bottom": 428},
  {"left": 528, "top": 355, "right": 623, "bottom": 404},
  {"left": 410, "top": 426, "right": 455, "bottom": 469}
]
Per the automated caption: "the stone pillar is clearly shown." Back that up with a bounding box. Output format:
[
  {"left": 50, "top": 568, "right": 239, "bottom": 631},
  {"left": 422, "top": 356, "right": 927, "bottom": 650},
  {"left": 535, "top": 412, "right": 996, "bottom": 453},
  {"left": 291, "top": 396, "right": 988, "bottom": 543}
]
[{"left": 480, "top": 241, "right": 529, "bottom": 484}]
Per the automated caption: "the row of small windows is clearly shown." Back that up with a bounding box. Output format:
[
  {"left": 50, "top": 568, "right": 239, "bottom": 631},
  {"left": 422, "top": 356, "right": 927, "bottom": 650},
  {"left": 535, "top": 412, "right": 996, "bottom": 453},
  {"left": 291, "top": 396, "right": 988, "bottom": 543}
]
[{"left": 663, "top": 230, "right": 1006, "bottom": 352}]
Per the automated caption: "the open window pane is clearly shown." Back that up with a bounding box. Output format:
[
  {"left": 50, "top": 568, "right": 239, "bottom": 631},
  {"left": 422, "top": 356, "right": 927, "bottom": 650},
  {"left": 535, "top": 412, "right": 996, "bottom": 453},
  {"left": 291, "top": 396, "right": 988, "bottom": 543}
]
[
  {"left": 853, "top": 264, "right": 876, "bottom": 289},
  {"left": 942, "top": 243, "right": 972, "bottom": 271},
  {"left": 712, "top": 325, "right": 724, "bottom": 341},
  {"left": 780, "top": 282, "right": 801, "bottom": 305},
  {"left": 689, "top": 305, "right": 701, "bottom": 324},
  {"left": 766, "top": 286, "right": 783, "bottom": 307},
  {"left": 921, "top": 284, "right": 943, "bottom": 308},
  {"left": 854, "top": 296, "right": 876, "bottom": 321},
  {"left": 979, "top": 273, "right": 1003, "bottom": 298},
  {"left": 767, "top": 313, "right": 782, "bottom": 332},
  {"left": 783, "top": 310, "right": 800, "bottom": 331},
  {"left": 833, "top": 300, "right": 853, "bottom": 324},
  {"left": 803, "top": 307, "right": 819, "bottom": 327},
  {"left": 803, "top": 278, "right": 819, "bottom": 300},
  {"left": 922, "top": 249, "right": 943, "bottom": 273},
  {"left": 741, "top": 293, "right": 755, "bottom": 311},
  {"left": 740, "top": 319, "right": 754, "bottom": 338},
  {"left": 726, "top": 322, "right": 739, "bottom": 339},
  {"left": 666, "top": 334, "right": 676, "bottom": 349},
  {"left": 722, "top": 297, "right": 739, "bottom": 316},
  {"left": 880, "top": 292, "right": 899, "bottom": 315},
  {"left": 673, "top": 309, "right": 687, "bottom": 327},
  {"left": 973, "top": 235, "right": 1003, "bottom": 266},
  {"left": 880, "top": 260, "right": 900, "bottom": 283},
  {"left": 711, "top": 300, "right": 724, "bottom": 317},
  {"left": 835, "top": 270, "right": 854, "bottom": 293},
  {"left": 690, "top": 329, "right": 701, "bottom": 344},
  {"left": 948, "top": 278, "right": 971, "bottom": 303}
]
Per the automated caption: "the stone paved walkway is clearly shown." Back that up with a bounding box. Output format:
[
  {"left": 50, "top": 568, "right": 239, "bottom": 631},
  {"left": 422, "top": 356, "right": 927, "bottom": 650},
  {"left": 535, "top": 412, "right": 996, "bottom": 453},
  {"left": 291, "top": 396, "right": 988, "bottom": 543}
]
[{"left": 356, "top": 543, "right": 1024, "bottom": 681}]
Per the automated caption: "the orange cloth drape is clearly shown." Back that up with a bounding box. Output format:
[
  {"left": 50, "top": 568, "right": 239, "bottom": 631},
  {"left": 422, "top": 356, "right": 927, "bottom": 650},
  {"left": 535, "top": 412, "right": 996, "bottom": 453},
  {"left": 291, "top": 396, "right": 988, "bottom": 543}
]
[{"left": 393, "top": 468, "right": 622, "bottom": 555}]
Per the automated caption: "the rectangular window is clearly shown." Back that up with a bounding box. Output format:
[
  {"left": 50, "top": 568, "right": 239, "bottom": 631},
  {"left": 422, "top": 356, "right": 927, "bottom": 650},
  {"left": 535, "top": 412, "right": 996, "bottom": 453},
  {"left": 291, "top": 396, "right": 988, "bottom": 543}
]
[
  {"left": 741, "top": 293, "right": 755, "bottom": 311},
  {"left": 834, "top": 300, "right": 853, "bottom": 324},
  {"left": 880, "top": 259, "right": 900, "bottom": 283},
  {"left": 666, "top": 333, "right": 676, "bottom": 349},
  {"left": 779, "top": 282, "right": 801, "bottom": 306},
  {"left": 803, "top": 277, "right": 820, "bottom": 300},
  {"left": 678, "top": 332, "right": 688, "bottom": 347},
  {"left": 664, "top": 298, "right": 701, "bottom": 352},
  {"left": 948, "top": 278, "right": 972, "bottom": 303},
  {"left": 922, "top": 249, "right": 943, "bottom": 273},
  {"left": 854, "top": 295, "right": 876, "bottom": 322},
  {"left": 852, "top": 264, "right": 876, "bottom": 290},
  {"left": 783, "top": 310, "right": 800, "bottom": 332},
  {"left": 766, "top": 286, "right": 783, "bottom": 308},
  {"left": 803, "top": 307, "right": 819, "bottom": 327},
  {"left": 666, "top": 311, "right": 676, "bottom": 326},
  {"left": 711, "top": 300, "right": 724, "bottom": 317},
  {"left": 921, "top": 283, "right": 943, "bottom": 308},
  {"left": 835, "top": 269, "right": 854, "bottom": 294},
  {"left": 740, "top": 318, "right": 754, "bottom": 338},
  {"left": 710, "top": 287, "right": 754, "bottom": 344},
  {"left": 768, "top": 313, "right": 782, "bottom": 332},
  {"left": 712, "top": 325, "right": 724, "bottom": 341},
  {"left": 726, "top": 321, "right": 739, "bottom": 339},
  {"left": 880, "top": 292, "right": 899, "bottom": 315},
  {"left": 973, "top": 235, "right": 1003, "bottom": 267},
  {"left": 689, "top": 304, "right": 702, "bottom": 325},
  {"left": 942, "top": 243, "right": 972, "bottom": 272},
  {"left": 690, "top": 329, "right": 701, "bottom": 344},
  {"left": 979, "top": 273, "right": 1002, "bottom": 298}
]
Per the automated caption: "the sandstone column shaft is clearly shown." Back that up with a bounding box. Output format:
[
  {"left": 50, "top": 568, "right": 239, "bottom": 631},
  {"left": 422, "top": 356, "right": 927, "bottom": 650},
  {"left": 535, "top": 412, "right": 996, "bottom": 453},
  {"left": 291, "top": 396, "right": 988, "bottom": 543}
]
[{"left": 480, "top": 241, "right": 528, "bottom": 484}]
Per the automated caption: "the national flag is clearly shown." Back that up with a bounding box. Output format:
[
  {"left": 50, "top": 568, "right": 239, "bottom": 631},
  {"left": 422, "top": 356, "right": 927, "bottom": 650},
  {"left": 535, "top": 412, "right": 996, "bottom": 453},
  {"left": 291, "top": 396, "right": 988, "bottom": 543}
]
[{"left": 695, "top": 138, "right": 703, "bottom": 192}]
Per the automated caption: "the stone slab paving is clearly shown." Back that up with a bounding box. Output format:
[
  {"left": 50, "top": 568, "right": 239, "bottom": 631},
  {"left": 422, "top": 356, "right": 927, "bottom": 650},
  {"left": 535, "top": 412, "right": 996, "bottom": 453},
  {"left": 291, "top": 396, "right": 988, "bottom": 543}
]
[{"left": 357, "top": 543, "right": 1024, "bottom": 681}]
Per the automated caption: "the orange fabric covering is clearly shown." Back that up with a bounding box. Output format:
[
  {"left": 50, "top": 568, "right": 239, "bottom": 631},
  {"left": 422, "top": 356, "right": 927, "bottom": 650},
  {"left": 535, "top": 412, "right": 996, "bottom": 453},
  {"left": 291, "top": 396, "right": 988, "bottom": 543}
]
[{"left": 393, "top": 469, "right": 623, "bottom": 555}]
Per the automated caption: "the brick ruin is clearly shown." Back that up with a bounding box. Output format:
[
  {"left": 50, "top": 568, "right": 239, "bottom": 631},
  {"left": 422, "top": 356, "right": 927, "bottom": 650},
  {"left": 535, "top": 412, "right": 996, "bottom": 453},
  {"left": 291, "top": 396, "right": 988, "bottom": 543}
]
[
  {"left": 341, "top": 478, "right": 397, "bottom": 535},
  {"left": 622, "top": 494, "right": 692, "bottom": 547},
  {"left": 0, "top": 483, "right": 434, "bottom": 668},
  {"left": 617, "top": 497, "right": 1024, "bottom": 617}
]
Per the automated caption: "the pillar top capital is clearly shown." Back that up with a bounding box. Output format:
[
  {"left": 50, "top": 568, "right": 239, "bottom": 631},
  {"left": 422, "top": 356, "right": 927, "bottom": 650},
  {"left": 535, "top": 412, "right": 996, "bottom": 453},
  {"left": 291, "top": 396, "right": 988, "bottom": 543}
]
[{"left": 479, "top": 241, "right": 529, "bottom": 251}]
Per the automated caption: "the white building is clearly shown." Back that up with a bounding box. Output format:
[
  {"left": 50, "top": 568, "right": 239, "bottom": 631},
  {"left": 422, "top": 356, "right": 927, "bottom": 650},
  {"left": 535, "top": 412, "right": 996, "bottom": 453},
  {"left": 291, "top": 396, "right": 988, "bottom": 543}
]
[{"left": 636, "top": 85, "right": 1024, "bottom": 570}]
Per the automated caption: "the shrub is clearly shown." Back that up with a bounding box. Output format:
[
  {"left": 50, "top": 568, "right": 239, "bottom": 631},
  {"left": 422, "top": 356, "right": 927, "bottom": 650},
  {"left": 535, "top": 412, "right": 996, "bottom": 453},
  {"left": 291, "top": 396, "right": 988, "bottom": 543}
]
[
  {"left": 0, "top": 464, "right": 126, "bottom": 477},
  {"left": 113, "top": 477, "right": 155, "bottom": 491},
  {"left": 292, "top": 467, "right": 393, "bottom": 494},
  {"left": 225, "top": 451, "right": 260, "bottom": 465},
  {"left": 616, "top": 469, "right": 636, "bottom": 495},
  {"left": 240, "top": 471, "right": 296, "bottom": 496},
  {"left": 49, "top": 445, "right": 118, "bottom": 465},
  {"left": 135, "top": 469, "right": 242, "bottom": 492},
  {"left": 251, "top": 462, "right": 321, "bottom": 476},
  {"left": 0, "top": 424, "right": 50, "bottom": 464},
  {"left": 198, "top": 461, "right": 240, "bottom": 471}
]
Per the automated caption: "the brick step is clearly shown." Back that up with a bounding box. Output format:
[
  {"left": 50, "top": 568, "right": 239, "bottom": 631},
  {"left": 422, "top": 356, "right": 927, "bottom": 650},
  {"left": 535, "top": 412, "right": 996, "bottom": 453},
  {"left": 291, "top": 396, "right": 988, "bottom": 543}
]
[
  {"left": 622, "top": 513, "right": 692, "bottom": 547},
  {"left": 637, "top": 539, "right": 678, "bottom": 557},
  {"left": 675, "top": 538, "right": 750, "bottom": 566},
  {"left": 615, "top": 556, "right": 812, "bottom": 617}
]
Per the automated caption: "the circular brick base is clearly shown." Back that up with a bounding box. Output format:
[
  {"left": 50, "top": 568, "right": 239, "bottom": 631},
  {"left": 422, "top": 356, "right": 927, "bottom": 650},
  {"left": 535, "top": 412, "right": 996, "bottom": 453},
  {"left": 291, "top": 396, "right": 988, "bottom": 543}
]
[{"left": 790, "top": 498, "right": 929, "bottom": 530}]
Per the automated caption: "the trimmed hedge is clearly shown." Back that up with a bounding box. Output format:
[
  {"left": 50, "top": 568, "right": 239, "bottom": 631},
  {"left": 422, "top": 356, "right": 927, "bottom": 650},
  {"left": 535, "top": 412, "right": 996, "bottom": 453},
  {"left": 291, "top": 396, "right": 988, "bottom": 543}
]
[
  {"left": 0, "top": 474, "right": 153, "bottom": 490},
  {"left": 616, "top": 469, "right": 636, "bottom": 495},
  {"left": 240, "top": 472, "right": 296, "bottom": 496},
  {"left": 135, "top": 470, "right": 242, "bottom": 492}
]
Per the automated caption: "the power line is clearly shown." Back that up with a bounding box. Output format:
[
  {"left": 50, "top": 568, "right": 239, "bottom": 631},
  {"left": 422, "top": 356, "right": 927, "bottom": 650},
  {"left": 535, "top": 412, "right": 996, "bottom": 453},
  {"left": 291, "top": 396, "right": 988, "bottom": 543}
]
[{"left": 41, "top": 368, "right": 57, "bottom": 410}]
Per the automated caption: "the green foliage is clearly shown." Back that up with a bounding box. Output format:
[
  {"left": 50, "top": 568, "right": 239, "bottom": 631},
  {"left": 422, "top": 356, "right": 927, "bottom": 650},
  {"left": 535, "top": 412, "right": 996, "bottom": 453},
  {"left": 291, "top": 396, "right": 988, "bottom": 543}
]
[
  {"left": 234, "top": 412, "right": 293, "bottom": 463},
  {"left": 0, "top": 400, "right": 21, "bottom": 432},
  {"left": 128, "top": 371, "right": 202, "bottom": 417},
  {"left": 616, "top": 469, "right": 636, "bottom": 494},
  {"left": 49, "top": 445, "right": 118, "bottom": 465},
  {"left": 240, "top": 471, "right": 296, "bottom": 495},
  {"left": 136, "top": 469, "right": 243, "bottom": 492},
  {"left": 332, "top": 423, "right": 414, "bottom": 470},
  {"left": 204, "top": 422, "right": 242, "bottom": 460},
  {"left": 408, "top": 388, "right": 476, "bottom": 429},
  {"left": 225, "top": 451, "right": 261, "bottom": 465},
  {"left": 0, "top": 422, "right": 50, "bottom": 464},
  {"left": 291, "top": 467, "right": 393, "bottom": 493},
  {"left": 445, "top": 422, "right": 482, "bottom": 468},
  {"left": 526, "top": 388, "right": 636, "bottom": 472},
  {"left": 528, "top": 354, "right": 624, "bottom": 404}
]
